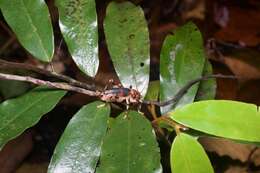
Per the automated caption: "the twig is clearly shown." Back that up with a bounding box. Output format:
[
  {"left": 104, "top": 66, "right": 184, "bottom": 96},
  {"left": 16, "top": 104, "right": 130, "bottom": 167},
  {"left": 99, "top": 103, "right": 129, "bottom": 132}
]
[
  {"left": 0, "top": 71, "right": 238, "bottom": 107},
  {"left": 0, "top": 73, "right": 98, "bottom": 97},
  {"left": 142, "top": 74, "right": 237, "bottom": 107},
  {"left": 0, "top": 59, "right": 94, "bottom": 90},
  {"left": 0, "top": 36, "right": 16, "bottom": 54}
]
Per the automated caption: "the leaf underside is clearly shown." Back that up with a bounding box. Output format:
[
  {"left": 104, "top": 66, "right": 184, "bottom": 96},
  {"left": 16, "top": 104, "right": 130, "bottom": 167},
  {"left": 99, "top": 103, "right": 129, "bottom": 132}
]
[
  {"left": 171, "top": 133, "right": 214, "bottom": 173},
  {"left": 171, "top": 100, "right": 260, "bottom": 142},
  {"left": 160, "top": 22, "right": 206, "bottom": 113}
]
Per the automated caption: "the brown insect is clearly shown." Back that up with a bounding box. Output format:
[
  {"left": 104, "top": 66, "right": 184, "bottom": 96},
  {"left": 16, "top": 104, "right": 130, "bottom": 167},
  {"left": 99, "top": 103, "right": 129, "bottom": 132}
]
[{"left": 97, "top": 79, "right": 141, "bottom": 106}]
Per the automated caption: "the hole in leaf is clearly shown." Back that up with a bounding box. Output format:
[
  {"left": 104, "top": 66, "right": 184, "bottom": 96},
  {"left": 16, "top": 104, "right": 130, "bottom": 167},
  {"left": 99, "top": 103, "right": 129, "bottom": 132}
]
[
  {"left": 169, "top": 31, "right": 174, "bottom": 35},
  {"left": 129, "top": 34, "right": 135, "bottom": 39},
  {"left": 108, "top": 153, "right": 114, "bottom": 157},
  {"left": 140, "top": 62, "right": 144, "bottom": 67},
  {"left": 119, "top": 18, "right": 128, "bottom": 23}
]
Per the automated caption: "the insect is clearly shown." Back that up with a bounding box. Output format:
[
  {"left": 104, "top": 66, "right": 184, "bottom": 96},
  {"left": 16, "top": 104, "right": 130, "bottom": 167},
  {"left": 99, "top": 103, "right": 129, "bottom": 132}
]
[
  {"left": 97, "top": 74, "right": 237, "bottom": 108},
  {"left": 97, "top": 79, "right": 142, "bottom": 106}
]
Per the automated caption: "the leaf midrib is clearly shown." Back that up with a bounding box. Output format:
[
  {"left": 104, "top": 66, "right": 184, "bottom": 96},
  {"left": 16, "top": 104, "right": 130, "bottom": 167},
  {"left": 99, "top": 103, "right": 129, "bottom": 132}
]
[
  {"left": 0, "top": 92, "right": 55, "bottom": 132},
  {"left": 21, "top": 0, "right": 50, "bottom": 60},
  {"left": 127, "top": 114, "right": 131, "bottom": 173},
  {"left": 179, "top": 134, "right": 193, "bottom": 173},
  {"left": 70, "top": 108, "right": 105, "bottom": 172}
]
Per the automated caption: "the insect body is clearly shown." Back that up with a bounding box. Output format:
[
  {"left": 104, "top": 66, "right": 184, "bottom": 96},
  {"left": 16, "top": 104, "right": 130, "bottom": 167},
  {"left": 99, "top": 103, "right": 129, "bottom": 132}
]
[{"left": 98, "top": 87, "right": 141, "bottom": 105}]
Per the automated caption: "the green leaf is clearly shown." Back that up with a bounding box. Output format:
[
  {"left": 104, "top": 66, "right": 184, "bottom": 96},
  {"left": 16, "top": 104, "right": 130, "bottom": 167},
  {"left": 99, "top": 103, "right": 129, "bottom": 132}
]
[
  {"left": 96, "top": 111, "right": 162, "bottom": 173},
  {"left": 56, "top": 0, "right": 99, "bottom": 77},
  {"left": 104, "top": 2, "right": 150, "bottom": 96},
  {"left": 171, "top": 133, "right": 214, "bottom": 173},
  {"left": 0, "top": 87, "right": 66, "bottom": 149},
  {"left": 0, "top": 0, "right": 54, "bottom": 61},
  {"left": 48, "top": 101, "right": 110, "bottom": 173},
  {"left": 195, "top": 60, "right": 216, "bottom": 101},
  {"left": 144, "top": 80, "right": 159, "bottom": 101},
  {"left": 171, "top": 100, "right": 260, "bottom": 142},
  {"left": 0, "top": 80, "right": 30, "bottom": 100},
  {"left": 160, "top": 22, "right": 205, "bottom": 113}
]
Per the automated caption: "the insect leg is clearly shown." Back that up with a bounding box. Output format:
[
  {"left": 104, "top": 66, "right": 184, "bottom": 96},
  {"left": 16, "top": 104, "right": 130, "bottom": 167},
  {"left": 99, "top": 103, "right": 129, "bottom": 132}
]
[
  {"left": 126, "top": 97, "right": 130, "bottom": 109},
  {"left": 104, "top": 79, "right": 114, "bottom": 90}
]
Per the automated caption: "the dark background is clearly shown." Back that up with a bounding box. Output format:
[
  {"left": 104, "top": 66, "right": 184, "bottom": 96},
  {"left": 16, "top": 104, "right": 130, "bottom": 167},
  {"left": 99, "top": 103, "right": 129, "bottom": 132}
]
[{"left": 0, "top": 0, "right": 260, "bottom": 172}]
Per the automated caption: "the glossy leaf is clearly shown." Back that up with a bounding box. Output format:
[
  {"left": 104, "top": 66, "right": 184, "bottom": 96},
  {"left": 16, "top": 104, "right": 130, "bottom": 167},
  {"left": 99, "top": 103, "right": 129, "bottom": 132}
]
[
  {"left": 48, "top": 101, "right": 110, "bottom": 173},
  {"left": 104, "top": 2, "right": 150, "bottom": 96},
  {"left": 195, "top": 60, "right": 216, "bottom": 101},
  {"left": 160, "top": 22, "right": 205, "bottom": 113},
  {"left": 0, "top": 80, "right": 30, "bottom": 99},
  {"left": 56, "top": 0, "right": 99, "bottom": 77},
  {"left": 144, "top": 80, "right": 159, "bottom": 101},
  {"left": 96, "top": 111, "right": 162, "bottom": 173},
  {"left": 0, "top": 87, "right": 66, "bottom": 149},
  {"left": 0, "top": 0, "right": 54, "bottom": 61},
  {"left": 171, "top": 100, "right": 260, "bottom": 142},
  {"left": 171, "top": 133, "right": 214, "bottom": 173}
]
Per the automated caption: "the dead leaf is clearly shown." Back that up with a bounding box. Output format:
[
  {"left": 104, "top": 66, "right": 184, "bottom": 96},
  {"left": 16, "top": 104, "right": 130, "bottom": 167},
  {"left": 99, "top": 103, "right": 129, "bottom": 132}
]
[
  {"left": 183, "top": 0, "right": 206, "bottom": 20},
  {"left": 0, "top": 130, "right": 33, "bottom": 173},
  {"left": 214, "top": 6, "right": 260, "bottom": 46},
  {"left": 214, "top": 4, "right": 229, "bottom": 27},
  {"left": 223, "top": 51, "right": 260, "bottom": 80},
  {"left": 224, "top": 166, "right": 248, "bottom": 173},
  {"left": 199, "top": 137, "right": 254, "bottom": 162},
  {"left": 251, "top": 148, "right": 260, "bottom": 166},
  {"left": 213, "top": 62, "right": 238, "bottom": 100},
  {"left": 15, "top": 162, "right": 48, "bottom": 173},
  {"left": 237, "top": 79, "right": 260, "bottom": 105}
]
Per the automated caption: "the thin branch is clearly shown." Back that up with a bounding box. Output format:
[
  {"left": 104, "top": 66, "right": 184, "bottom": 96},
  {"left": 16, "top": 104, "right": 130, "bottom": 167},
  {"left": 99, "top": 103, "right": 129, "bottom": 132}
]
[
  {"left": 0, "top": 59, "right": 94, "bottom": 90},
  {"left": 0, "top": 71, "right": 238, "bottom": 107},
  {"left": 0, "top": 73, "right": 98, "bottom": 97},
  {"left": 142, "top": 74, "right": 238, "bottom": 107},
  {"left": 0, "top": 36, "right": 16, "bottom": 54}
]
